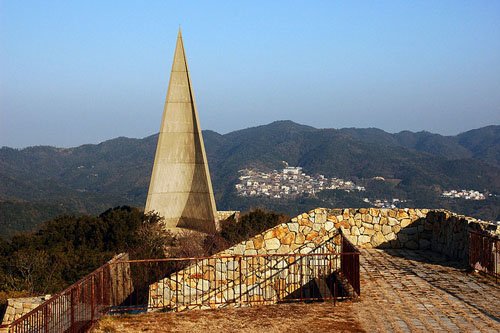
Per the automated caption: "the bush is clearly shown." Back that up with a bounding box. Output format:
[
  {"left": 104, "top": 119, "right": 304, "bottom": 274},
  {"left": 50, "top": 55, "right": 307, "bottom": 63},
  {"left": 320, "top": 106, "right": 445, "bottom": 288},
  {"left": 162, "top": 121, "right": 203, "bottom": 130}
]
[{"left": 219, "top": 209, "right": 289, "bottom": 248}]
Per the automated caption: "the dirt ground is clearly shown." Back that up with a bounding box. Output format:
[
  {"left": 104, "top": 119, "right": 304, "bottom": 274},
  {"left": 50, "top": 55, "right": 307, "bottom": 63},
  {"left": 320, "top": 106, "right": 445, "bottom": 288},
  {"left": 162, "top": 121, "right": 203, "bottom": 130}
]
[{"left": 92, "top": 301, "right": 364, "bottom": 333}]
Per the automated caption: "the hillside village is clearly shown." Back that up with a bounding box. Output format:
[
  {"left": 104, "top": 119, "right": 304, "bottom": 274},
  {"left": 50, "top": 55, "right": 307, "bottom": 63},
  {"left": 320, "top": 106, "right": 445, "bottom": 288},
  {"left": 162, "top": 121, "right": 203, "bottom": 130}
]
[
  {"left": 235, "top": 166, "right": 366, "bottom": 198},
  {"left": 441, "top": 189, "right": 486, "bottom": 200}
]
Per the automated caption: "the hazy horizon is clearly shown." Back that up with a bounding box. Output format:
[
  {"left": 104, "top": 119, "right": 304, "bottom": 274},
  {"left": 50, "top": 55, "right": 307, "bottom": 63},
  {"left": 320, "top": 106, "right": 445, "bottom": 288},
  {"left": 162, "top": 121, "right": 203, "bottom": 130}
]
[{"left": 1, "top": 1, "right": 499, "bottom": 148}]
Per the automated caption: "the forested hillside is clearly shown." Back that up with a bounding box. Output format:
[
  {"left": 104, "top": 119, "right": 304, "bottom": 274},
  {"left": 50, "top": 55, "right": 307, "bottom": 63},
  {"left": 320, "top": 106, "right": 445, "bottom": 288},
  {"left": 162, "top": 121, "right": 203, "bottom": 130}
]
[{"left": 1, "top": 121, "right": 500, "bottom": 237}]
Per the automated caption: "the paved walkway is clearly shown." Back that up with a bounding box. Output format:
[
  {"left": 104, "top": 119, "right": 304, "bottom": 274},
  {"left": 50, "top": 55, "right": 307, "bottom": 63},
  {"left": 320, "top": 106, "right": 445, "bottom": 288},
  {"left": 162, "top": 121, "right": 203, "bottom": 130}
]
[{"left": 353, "top": 249, "right": 500, "bottom": 332}]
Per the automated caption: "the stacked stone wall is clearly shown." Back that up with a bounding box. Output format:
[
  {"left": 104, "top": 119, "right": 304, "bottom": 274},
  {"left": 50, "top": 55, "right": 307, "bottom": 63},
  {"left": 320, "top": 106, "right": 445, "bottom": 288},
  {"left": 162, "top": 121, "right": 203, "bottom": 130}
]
[
  {"left": 327, "top": 208, "right": 499, "bottom": 262},
  {"left": 149, "top": 207, "right": 499, "bottom": 311},
  {"left": 149, "top": 208, "right": 341, "bottom": 310},
  {"left": 427, "top": 210, "right": 499, "bottom": 261},
  {"left": 0, "top": 295, "right": 51, "bottom": 327}
]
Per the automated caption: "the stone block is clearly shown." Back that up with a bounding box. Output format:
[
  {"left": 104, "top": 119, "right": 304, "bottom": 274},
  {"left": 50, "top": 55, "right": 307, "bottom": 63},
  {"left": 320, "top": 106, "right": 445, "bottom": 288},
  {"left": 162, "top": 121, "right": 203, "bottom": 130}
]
[
  {"left": 385, "top": 232, "right": 396, "bottom": 241},
  {"left": 302, "top": 226, "right": 312, "bottom": 235},
  {"left": 300, "top": 247, "right": 312, "bottom": 254},
  {"left": 306, "top": 231, "right": 319, "bottom": 241},
  {"left": 330, "top": 209, "right": 342, "bottom": 216},
  {"left": 324, "top": 221, "right": 334, "bottom": 231},
  {"left": 397, "top": 210, "right": 409, "bottom": 219},
  {"left": 295, "top": 233, "right": 305, "bottom": 245},
  {"left": 344, "top": 234, "right": 358, "bottom": 245},
  {"left": 281, "top": 232, "right": 295, "bottom": 245},
  {"left": 287, "top": 222, "right": 299, "bottom": 233},
  {"left": 358, "top": 235, "right": 371, "bottom": 244},
  {"left": 264, "top": 230, "right": 276, "bottom": 239},
  {"left": 364, "top": 228, "right": 376, "bottom": 236},
  {"left": 401, "top": 219, "right": 411, "bottom": 228},
  {"left": 382, "top": 224, "right": 392, "bottom": 235},
  {"left": 265, "top": 238, "right": 280, "bottom": 250},
  {"left": 277, "top": 244, "right": 290, "bottom": 254},
  {"left": 352, "top": 226, "right": 360, "bottom": 236},
  {"left": 371, "top": 232, "right": 385, "bottom": 247},
  {"left": 388, "top": 217, "right": 398, "bottom": 226},
  {"left": 197, "top": 279, "right": 210, "bottom": 291},
  {"left": 276, "top": 226, "right": 288, "bottom": 239},
  {"left": 315, "top": 212, "right": 326, "bottom": 224},
  {"left": 233, "top": 244, "right": 246, "bottom": 255},
  {"left": 253, "top": 237, "right": 264, "bottom": 250}
]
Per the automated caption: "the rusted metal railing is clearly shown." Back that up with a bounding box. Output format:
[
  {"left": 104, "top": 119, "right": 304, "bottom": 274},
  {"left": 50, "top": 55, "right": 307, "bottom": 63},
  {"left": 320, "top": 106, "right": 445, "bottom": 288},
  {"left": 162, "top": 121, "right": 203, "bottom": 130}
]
[
  {"left": 4, "top": 233, "right": 360, "bottom": 332},
  {"left": 340, "top": 229, "right": 361, "bottom": 295},
  {"left": 469, "top": 230, "right": 500, "bottom": 283},
  {"left": 6, "top": 260, "right": 112, "bottom": 333}
]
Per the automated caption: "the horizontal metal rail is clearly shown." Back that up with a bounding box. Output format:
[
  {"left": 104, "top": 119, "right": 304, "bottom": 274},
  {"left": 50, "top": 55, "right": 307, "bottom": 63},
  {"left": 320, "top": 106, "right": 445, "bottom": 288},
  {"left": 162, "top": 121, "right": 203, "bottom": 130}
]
[{"left": 469, "top": 230, "right": 500, "bottom": 284}]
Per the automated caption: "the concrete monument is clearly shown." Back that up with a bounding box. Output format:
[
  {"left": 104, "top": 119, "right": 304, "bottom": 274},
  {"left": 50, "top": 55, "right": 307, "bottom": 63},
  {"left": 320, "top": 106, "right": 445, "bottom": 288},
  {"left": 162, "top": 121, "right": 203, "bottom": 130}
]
[{"left": 145, "top": 29, "right": 217, "bottom": 233}]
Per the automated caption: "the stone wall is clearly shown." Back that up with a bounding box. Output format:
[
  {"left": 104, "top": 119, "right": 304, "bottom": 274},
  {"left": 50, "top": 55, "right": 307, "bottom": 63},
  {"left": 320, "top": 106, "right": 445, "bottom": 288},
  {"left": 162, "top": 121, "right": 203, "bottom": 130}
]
[
  {"left": 215, "top": 210, "right": 241, "bottom": 230},
  {"left": 149, "top": 207, "right": 499, "bottom": 311},
  {"left": 326, "top": 208, "right": 499, "bottom": 261},
  {"left": 1, "top": 295, "right": 51, "bottom": 327},
  {"left": 427, "top": 210, "right": 499, "bottom": 261},
  {"left": 216, "top": 211, "right": 240, "bottom": 222},
  {"left": 149, "top": 208, "right": 341, "bottom": 310}
]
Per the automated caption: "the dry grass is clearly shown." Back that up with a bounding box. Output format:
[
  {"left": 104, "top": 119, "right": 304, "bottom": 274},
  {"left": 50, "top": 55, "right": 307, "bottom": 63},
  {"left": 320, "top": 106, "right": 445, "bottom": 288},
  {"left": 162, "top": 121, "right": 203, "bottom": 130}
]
[{"left": 92, "top": 301, "right": 364, "bottom": 333}]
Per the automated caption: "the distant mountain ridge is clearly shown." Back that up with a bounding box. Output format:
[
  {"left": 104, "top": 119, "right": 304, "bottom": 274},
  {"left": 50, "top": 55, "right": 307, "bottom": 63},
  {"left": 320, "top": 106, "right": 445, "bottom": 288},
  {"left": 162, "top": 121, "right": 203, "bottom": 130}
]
[
  {"left": 1, "top": 121, "right": 500, "bottom": 237},
  {"left": 339, "top": 125, "right": 500, "bottom": 166}
]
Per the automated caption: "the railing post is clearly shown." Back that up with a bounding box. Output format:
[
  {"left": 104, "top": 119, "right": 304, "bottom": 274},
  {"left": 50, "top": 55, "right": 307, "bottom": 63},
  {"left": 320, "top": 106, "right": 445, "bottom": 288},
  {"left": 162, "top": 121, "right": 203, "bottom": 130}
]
[
  {"left": 91, "top": 273, "right": 95, "bottom": 323},
  {"left": 238, "top": 256, "right": 242, "bottom": 304},
  {"left": 70, "top": 288, "right": 75, "bottom": 333},
  {"left": 43, "top": 304, "right": 48, "bottom": 333},
  {"left": 494, "top": 241, "right": 500, "bottom": 283}
]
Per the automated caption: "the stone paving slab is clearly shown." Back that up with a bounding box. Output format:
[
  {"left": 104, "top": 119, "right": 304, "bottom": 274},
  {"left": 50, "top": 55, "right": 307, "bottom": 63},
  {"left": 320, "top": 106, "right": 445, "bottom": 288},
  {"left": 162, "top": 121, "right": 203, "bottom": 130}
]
[{"left": 353, "top": 249, "right": 500, "bottom": 332}]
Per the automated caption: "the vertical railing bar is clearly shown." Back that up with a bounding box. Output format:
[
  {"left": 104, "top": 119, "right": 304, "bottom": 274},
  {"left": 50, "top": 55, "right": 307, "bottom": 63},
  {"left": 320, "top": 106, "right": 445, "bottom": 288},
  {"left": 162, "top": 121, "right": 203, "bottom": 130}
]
[
  {"left": 175, "top": 263, "right": 178, "bottom": 311},
  {"left": 91, "top": 273, "right": 95, "bottom": 324},
  {"left": 239, "top": 256, "right": 242, "bottom": 305},
  {"left": 70, "top": 288, "right": 75, "bottom": 333}
]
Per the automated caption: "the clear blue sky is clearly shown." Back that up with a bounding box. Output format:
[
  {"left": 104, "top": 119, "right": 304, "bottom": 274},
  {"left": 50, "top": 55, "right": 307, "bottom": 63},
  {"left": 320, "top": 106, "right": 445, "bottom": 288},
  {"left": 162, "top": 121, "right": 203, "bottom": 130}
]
[{"left": 1, "top": 1, "right": 499, "bottom": 148}]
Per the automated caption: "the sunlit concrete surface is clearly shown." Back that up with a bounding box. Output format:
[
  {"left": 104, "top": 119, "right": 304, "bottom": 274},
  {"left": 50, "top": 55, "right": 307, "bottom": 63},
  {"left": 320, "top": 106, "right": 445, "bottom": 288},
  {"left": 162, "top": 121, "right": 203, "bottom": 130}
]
[{"left": 145, "top": 29, "right": 217, "bottom": 233}]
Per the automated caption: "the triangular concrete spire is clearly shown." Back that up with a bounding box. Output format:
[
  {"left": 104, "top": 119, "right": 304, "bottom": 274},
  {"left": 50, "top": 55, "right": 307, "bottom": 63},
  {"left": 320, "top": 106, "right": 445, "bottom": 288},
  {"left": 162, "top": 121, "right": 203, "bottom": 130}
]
[{"left": 145, "top": 29, "right": 217, "bottom": 233}]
